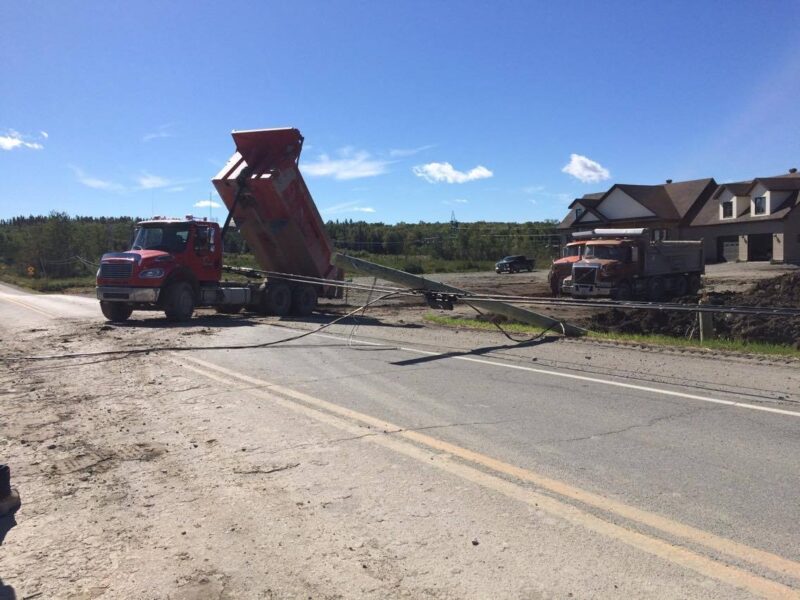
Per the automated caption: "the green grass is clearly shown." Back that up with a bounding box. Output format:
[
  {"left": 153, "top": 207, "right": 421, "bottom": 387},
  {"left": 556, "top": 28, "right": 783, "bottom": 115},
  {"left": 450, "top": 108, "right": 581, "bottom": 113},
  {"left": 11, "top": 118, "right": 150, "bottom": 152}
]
[
  {"left": 423, "top": 314, "right": 800, "bottom": 358},
  {"left": 0, "top": 271, "right": 96, "bottom": 293},
  {"left": 223, "top": 252, "right": 498, "bottom": 274},
  {"left": 334, "top": 252, "right": 497, "bottom": 274}
]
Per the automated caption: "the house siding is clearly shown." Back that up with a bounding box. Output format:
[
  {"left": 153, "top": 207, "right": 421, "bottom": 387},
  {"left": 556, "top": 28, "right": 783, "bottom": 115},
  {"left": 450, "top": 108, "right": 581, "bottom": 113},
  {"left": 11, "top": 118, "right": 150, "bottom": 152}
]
[{"left": 597, "top": 188, "right": 657, "bottom": 220}]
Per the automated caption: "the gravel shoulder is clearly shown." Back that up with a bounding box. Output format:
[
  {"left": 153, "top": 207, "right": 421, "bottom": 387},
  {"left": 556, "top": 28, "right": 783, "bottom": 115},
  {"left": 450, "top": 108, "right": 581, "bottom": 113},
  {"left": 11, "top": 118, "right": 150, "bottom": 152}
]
[{"left": 2, "top": 314, "right": 789, "bottom": 599}]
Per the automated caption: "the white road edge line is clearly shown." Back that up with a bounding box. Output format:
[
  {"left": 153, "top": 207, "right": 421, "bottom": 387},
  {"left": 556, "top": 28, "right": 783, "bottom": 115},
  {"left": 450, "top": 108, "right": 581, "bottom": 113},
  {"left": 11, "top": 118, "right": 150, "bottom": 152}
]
[{"left": 309, "top": 331, "right": 800, "bottom": 418}]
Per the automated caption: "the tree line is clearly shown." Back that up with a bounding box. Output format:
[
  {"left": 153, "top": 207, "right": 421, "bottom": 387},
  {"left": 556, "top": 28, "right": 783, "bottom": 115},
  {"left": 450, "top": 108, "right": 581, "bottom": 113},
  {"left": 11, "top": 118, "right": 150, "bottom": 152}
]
[{"left": 0, "top": 213, "right": 559, "bottom": 278}]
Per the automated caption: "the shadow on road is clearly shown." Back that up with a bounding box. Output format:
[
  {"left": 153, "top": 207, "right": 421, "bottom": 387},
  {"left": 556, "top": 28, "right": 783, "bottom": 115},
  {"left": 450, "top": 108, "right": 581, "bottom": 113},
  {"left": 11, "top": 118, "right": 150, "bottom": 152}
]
[
  {"left": 0, "top": 514, "right": 17, "bottom": 546},
  {"left": 390, "top": 336, "right": 559, "bottom": 367},
  {"left": 291, "top": 312, "right": 424, "bottom": 329},
  {"left": 106, "top": 313, "right": 262, "bottom": 329},
  {"left": 0, "top": 578, "right": 16, "bottom": 600}
]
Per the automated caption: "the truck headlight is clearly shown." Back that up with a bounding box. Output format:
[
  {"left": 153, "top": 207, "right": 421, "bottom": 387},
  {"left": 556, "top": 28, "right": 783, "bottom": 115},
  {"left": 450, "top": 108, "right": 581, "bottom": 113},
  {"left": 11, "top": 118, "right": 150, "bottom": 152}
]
[{"left": 139, "top": 268, "right": 165, "bottom": 279}]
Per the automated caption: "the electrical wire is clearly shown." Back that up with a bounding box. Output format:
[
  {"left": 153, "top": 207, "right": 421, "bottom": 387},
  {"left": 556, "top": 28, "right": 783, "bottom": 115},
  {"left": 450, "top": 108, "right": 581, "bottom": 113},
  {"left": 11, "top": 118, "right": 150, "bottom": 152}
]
[
  {"left": 1, "top": 291, "right": 401, "bottom": 363},
  {"left": 225, "top": 264, "right": 800, "bottom": 318}
]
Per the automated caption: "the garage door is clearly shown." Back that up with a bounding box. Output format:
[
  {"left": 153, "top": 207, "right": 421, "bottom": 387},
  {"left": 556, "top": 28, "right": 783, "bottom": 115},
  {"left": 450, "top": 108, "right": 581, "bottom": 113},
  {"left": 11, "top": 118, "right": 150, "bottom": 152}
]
[
  {"left": 748, "top": 233, "right": 773, "bottom": 261},
  {"left": 716, "top": 236, "right": 739, "bottom": 262}
]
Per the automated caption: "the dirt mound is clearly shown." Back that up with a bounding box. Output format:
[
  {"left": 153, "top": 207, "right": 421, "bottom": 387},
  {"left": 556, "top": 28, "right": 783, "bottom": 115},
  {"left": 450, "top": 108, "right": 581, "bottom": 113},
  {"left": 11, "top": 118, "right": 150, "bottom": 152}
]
[{"left": 590, "top": 272, "right": 800, "bottom": 346}]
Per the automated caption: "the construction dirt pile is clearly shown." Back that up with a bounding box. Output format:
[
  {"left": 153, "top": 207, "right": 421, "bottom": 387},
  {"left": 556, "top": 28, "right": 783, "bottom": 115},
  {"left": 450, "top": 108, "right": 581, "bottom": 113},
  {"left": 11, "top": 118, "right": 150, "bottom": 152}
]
[{"left": 589, "top": 271, "right": 800, "bottom": 347}]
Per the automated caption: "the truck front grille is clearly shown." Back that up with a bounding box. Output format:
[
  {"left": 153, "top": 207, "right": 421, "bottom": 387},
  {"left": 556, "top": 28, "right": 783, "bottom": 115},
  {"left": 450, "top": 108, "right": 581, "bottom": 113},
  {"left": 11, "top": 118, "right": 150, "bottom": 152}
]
[
  {"left": 573, "top": 267, "right": 597, "bottom": 285},
  {"left": 99, "top": 263, "right": 133, "bottom": 279}
]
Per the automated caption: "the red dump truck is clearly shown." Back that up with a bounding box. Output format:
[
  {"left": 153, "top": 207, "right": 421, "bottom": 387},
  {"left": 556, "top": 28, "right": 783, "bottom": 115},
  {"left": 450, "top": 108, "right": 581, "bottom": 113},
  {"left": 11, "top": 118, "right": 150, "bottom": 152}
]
[
  {"left": 95, "top": 127, "right": 343, "bottom": 322},
  {"left": 560, "top": 228, "right": 704, "bottom": 301}
]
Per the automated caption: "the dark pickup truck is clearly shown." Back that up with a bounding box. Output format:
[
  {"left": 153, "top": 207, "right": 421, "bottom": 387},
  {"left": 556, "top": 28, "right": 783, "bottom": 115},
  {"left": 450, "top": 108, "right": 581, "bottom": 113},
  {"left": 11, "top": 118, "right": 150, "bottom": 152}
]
[{"left": 495, "top": 255, "right": 535, "bottom": 273}]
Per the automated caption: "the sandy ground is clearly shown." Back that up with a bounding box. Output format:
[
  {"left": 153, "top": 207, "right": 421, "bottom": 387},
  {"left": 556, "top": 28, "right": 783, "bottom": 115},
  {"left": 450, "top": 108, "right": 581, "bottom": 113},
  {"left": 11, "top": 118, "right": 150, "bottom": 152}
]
[{"left": 1, "top": 262, "right": 798, "bottom": 599}]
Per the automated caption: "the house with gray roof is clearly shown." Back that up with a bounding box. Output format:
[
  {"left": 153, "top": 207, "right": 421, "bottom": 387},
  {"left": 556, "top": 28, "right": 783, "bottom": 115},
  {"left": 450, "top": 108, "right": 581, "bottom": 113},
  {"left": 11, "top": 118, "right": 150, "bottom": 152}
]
[
  {"left": 557, "top": 177, "right": 717, "bottom": 242},
  {"left": 557, "top": 169, "right": 800, "bottom": 263},
  {"left": 687, "top": 170, "right": 800, "bottom": 262}
]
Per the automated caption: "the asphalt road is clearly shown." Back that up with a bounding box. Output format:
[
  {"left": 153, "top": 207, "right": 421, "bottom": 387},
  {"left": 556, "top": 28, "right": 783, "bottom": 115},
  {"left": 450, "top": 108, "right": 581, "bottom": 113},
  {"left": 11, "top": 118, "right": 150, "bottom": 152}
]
[{"left": 2, "top": 281, "right": 799, "bottom": 598}]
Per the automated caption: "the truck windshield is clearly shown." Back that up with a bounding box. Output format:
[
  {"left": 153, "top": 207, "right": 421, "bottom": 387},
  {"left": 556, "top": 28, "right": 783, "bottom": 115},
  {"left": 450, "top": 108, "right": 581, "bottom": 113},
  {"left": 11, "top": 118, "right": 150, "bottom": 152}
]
[
  {"left": 132, "top": 225, "right": 190, "bottom": 253},
  {"left": 563, "top": 245, "right": 583, "bottom": 258},
  {"left": 585, "top": 245, "right": 628, "bottom": 261}
]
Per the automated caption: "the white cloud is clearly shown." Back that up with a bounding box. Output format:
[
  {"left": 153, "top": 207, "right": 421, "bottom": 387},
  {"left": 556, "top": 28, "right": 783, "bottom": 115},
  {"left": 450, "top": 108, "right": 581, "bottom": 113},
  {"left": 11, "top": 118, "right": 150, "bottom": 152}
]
[
  {"left": 522, "top": 185, "right": 545, "bottom": 194},
  {"left": 525, "top": 185, "right": 572, "bottom": 204},
  {"left": 561, "top": 154, "right": 610, "bottom": 183},
  {"left": 321, "top": 201, "right": 377, "bottom": 215},
  {"left": 389, "top": 144, "right": 435, "bottom": 158},
  {"left": 412, "top": 162, "right": 493, "bottom": 184},
  {"left": 142, "top": 124, "right": 174, "bottom": 142},
  {"left": 40, "top": 131, "right": 49, "bottom": 139},
  {"left": 137, "top": 172, "right": 171, "bottom": 189},
  {"left": 194, "top": 199, "right": 222, "bottom": 208},
  {"left": 0, "top": 130, "right": 44, "bottom": 151},
  {"left": 443, "top": 198, "right": 469, "bottom": 205},
  {"left": 303, "top": 147, "right": 390, "bottom": 180},
  {"left": 71, "top": 166, "right": 125, "bottom": 192}
]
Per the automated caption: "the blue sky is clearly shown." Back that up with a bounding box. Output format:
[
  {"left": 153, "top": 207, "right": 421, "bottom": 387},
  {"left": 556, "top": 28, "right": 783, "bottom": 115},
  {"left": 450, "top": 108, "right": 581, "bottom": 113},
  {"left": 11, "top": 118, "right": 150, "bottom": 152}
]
[{"left": 2, "top": 1, "right": 799, "bottom": 224}]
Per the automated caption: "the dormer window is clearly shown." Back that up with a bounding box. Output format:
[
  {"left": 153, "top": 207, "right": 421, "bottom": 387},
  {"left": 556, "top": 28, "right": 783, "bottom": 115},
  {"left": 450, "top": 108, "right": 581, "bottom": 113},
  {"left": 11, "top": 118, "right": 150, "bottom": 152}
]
[
  {"left": 575, "top": 207, "right": 585, "bottom": 219},
  {"left": 721, "top": 201, "right": 733, "bottom": 219},
  {"left": 752, "top": 196, "right": 766, "bottom": 215}
]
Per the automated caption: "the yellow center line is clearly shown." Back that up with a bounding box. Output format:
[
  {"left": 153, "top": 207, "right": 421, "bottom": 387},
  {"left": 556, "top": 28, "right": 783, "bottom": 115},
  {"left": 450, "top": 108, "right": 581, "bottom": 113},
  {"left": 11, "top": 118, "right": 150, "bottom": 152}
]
[
  {"left": 0, "top": 294, "right": 57, "bottom": 319},
  {"left": 176, "top": 353, "right": 799, "bottom": 599}
]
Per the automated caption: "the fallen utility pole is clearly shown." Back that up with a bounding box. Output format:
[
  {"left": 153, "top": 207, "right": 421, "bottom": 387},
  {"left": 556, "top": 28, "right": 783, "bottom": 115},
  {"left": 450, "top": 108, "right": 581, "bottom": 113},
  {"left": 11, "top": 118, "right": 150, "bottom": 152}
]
[{"left": 333, "top": 253, "right": 585, "bottom": 337}]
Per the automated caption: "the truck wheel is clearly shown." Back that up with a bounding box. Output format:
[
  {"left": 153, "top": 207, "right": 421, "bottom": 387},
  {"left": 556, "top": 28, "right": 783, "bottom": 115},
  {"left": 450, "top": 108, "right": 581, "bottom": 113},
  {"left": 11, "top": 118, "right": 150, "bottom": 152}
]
[
  {"left": 291, "top": 284, "right": 317, "bottom": 316},
  {"left": 646, "top": 277, "right": 665, "bottom": 302},
  {"left": 164, "top": 282, "right": 195, "bottom": 322},
  {"left": 100, "top": 302, "right": 132, "bottom": 322},
  {"left": 265, "top": 282, "right": 292, "bottom": 316},
  {"left": 688, "top": 274, "right": 702, "bottom": 295},
  {"left": 612, "top": 281, "right": 632, "bottom": 301},
  {"left": 673, "top": 275, "right": 688, "bottom": 297}
]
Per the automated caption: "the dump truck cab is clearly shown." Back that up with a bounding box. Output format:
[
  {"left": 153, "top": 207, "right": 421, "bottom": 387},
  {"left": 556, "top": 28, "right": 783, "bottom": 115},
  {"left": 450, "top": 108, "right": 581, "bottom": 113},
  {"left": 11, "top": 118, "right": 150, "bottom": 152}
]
[
  {"left": 96, "top": 217, "right": 222, "bottom": 321},
  {"left": 548, "top": 241, "right": 585, "bottom": 296}
]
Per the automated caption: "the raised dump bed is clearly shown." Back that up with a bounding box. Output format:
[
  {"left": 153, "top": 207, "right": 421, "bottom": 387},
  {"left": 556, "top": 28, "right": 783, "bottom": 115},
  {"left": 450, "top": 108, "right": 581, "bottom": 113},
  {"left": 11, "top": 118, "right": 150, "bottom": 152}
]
[{"left": 212, "top": 127, "right": 342, "bottom": 296}]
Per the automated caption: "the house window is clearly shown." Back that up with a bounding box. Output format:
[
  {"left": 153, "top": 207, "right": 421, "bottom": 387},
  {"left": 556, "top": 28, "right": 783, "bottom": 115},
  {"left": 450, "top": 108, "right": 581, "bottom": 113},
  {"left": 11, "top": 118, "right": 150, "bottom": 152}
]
[
  {"left": 575, "top": 207, "right": 585, "bottom": 219},
  {"left": 721, "top": 201, "right": 733, "bottom": 219},
  {"left": 753, "top": 196, "right": 766, "bottom": 215}
]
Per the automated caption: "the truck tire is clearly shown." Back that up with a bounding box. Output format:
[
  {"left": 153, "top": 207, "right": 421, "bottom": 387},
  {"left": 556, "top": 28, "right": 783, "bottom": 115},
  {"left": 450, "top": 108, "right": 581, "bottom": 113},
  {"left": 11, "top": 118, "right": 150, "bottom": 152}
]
[
  {"left": 688, "top": 273, "right": 702, "bottom": 295},
  {"left": 291, "top": 284, "right": 317, "bottom": 316},
  {"left": 265, "top": 282, "right": 292, "bottom": 316},
  {"left": 164, "top": 282, "right": 195, "bottom": 322},
  {"left": 673, "top": 275, "right": 688, "bottom": 297},
  {"left": 646, "top": 277, "right": 665, "bottom": 302},
  {"left": 100, "top": 302, "right": 132, "bottom": 322}
]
